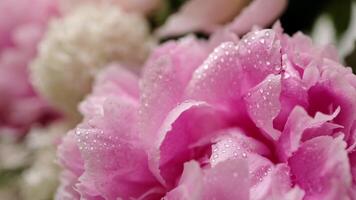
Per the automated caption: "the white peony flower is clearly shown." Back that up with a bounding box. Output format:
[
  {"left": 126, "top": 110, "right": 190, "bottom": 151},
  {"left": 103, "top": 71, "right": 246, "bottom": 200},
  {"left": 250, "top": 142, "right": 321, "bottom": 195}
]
[
  {"left": 0, "top": 135, "right": 29, "bottom": 171},
  {"left": 0, "top": 121, "right": 70, "bottom": 200},
  {"left": 31, "top": 5, "right": 154, "bottom": 120},
  {"left": 60, "top": 0, "right": 160, "bottom": 15},
  {"left": 20, "top": 121, "right": 70, "bottom": 200}
]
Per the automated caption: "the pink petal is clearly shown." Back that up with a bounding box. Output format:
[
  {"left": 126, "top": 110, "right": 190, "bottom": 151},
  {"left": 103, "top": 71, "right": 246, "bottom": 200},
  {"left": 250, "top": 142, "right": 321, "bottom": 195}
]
[
  {"left": 210, "top": 136, "right": 273, "bottom": 194},
  {"left": 302, "top": 64, "right": 320, "bottom": 89},
  {"left": 227, "top": 0, "right": 287, "bottom": 35},
  {"left": 349, "top": 151, "right": 356, "bottom": 183},
  {"left": 55, "top": 171, "right": 82, "bottom": 200},
  {"left": 208, "top": 28, "right": 239, "bottom": 50},
  {"left": 247, "top": 154, "right": 274, "bottom": 199},
  {"left": 288, "top": 136, "right": 351, "bottom": 199},
  {"left": 73, "top": 66, "right": 162, "bottom": 199},
  {"left": 308, "top": 64, "right": 356, "bottom": 142},
  {"left": 278, "top": 106, "right": 341, "bottom": 160},
  {"left": 202, "top": 159, "right": 250, "bottom": 200},
  {"left": 209, "top": 128, "right": 270, "bottom": 167},
  {"left": 279, "top": 31, "right": 339, "bottom": 70},
  {"left": 273, "top": 75, "right": 309, "bottom": 131},
  {"left": 186, "top": 42, "right": 242, "bottom": 107},
  {"left": 244, "top": 74, "right": 282, "bottom": 140},
  {"left": 156, "top": 0, "right": 249, "bottom": 37},
  {"left": 186, "top": 29, "right": 282, "bottom": 108},
  {"left": 164, "top": 161, "right": 204, "bottom": 200},
  {"left": 140, "top": 37, "right": 208, "bottom": 143},
  {"left": 0, "top": 0, "right": 58, "bottom": 49},
  {"left": 207, "top": 131, "right": 301, "bottom": 200},
  {"left": 57, "top": 130, "right": 84, "bottom": 177},
  {"left": 0, "top": 0, "right": 59, "bottom": 137},
  {"left": 79, "top": 65, "right": 139, "bottom": 118},
  {"left": 108, "top": 0, "right": 160, "bottom": 14},
  {"left": 149, "top": 100, "right": 229, "bottom": 187},
  {"left": 75, "top": 98, "right": 161, "bottom": 199},
  {"left": 165, "top": 159, "right": 250, "bottom": 200},
  {"left": 262, "top": 164, "right": 305, "bottom": 200},
  {"left": 238, "top": 29, "right": 282, "bottom": 85}
]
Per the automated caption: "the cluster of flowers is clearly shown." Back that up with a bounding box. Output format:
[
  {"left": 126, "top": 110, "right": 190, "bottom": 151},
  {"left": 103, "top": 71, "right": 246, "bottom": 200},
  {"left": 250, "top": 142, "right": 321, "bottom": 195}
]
[{"left": 1, "top": 0, "right": 356, "bottom": 200}]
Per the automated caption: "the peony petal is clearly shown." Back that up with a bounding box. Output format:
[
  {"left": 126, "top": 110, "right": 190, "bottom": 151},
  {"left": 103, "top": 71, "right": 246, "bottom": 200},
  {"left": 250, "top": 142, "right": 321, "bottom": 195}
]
[
  {"left": 246, "top": 154, "right": 274, "bottom": 200},
  {"left": 73, "top": 66, "right": 162, "bottom": 199},
  {"left": 202, "top": 159, "right": 250, "bottom": 200},
  {"left": 186, "top": 29, "right": 282, "bottom": 108},
  {"left": 0, "top": 0, "right": 58, "bottom": 136},
  {"left": 75, "top": 97, "right": 161, "bottom": 199},
  {"left": 55, "top": 171, "right": 82, "bottom": 200},
  {"left": 163, "top": 161, "right": 203, "bottom": 200},
  {"left": 208, "top": 28, "right": 239, "bottom": 49},
  {"left": 207, "top": 131, "right": 300, "bottom": 200},
  {"left": 140, "top": 36, "right": 208, "bottom": 143},
  {"left": 79, "top": 65, "right": 139, "bottom": 118},
  {"left": 227, "top": 0, "right": 287, "bottom": 35},
  {"left": 210, "top": 128, "right": 270, "bottom": 167},
  {"left": 186, "top": 42, "right": 242, "bottom": 107},
  {"left": 278, "top": 106, "right": 341, "bottom": 160},
  {"left": 150, "top": 100, "right": 229, "bottom": 187},
  {"left": 165, "top": 159, "right": 250, "bottom": 200},
  {"left": 0, "top": 0, "right": 58, "bottom": 49},
  {"left": 308, "top": 62, "right": 356, "bottom": 142},
  {"left": 302, "top": 64, "right": 320, "bottom": 89},
  {"left": 288, "top": 136, "right": 351, "bottom": 199},
  {"left": 273, "top": 75, "right": 309, "bottom": 131},
  {"left": 262, "top": 164, "right": 305, "bottom": 200},
  {"left": 209, "top": 143, "right": 304, "bottom": 200},
  {"left": 279, "top": 31, "right": 339, "bottom": 70},
  {"left": 238, "top": 29, "right": 282, "bottom": 85},
  {"left": 156, "top": 0, "right": 249, "bottom": 37},
  {"left": 349, "top": 151, "right": 356, "bottom": 183},
  {"left": 57, "top": 131, "right": 84, "bottom": 177},
  {"left": 244, "top": 74, "right": 282, "bottom": 140}
]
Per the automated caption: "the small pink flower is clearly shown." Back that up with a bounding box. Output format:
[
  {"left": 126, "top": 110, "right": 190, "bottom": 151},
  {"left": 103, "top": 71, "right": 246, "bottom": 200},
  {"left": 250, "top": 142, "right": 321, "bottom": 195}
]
[
  {"left": 156, "top": 0, "right": 287, "bottom": 37},
  {"left": 0, "top": 0, "right": 59, "bottom": 136},
  {"left": 57, "top": 24, "right": 356, "bottom": 199}
]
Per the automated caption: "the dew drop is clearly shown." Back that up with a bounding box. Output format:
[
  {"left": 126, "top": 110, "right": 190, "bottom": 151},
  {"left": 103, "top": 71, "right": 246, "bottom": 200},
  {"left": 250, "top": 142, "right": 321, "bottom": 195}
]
[{"left": 233, "top": 172, "right": 239, "bottom": 177}]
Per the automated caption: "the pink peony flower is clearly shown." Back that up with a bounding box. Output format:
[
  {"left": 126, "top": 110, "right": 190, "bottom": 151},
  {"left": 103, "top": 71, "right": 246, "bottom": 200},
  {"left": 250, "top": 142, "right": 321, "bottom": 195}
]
[
  {"left": 0, "top": 0, "right": 59, "bottom": 136},
  {"left": 156, "top": 0, "right": 288, "bottom": 37},
  {"left": 57, "top": 24, "right": 356, "bottom": 199}
]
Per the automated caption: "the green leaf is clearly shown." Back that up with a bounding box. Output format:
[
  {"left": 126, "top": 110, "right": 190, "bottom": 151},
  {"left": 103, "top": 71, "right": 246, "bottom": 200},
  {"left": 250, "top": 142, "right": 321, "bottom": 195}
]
[
  {"left": 0, "top": 167, "right": 25, "bottom": 187},
  {"left": 325, "top": 0, "right": 352, "bottom": 38}
]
